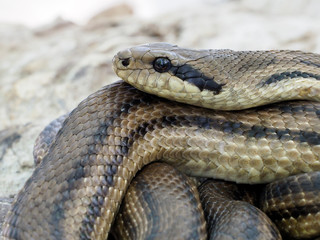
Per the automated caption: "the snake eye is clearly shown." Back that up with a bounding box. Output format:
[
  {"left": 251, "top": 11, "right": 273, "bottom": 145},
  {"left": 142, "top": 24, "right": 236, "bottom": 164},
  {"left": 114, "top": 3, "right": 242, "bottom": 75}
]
[{"left": 153, "top": 58, "right": 172, "bottom": 73}]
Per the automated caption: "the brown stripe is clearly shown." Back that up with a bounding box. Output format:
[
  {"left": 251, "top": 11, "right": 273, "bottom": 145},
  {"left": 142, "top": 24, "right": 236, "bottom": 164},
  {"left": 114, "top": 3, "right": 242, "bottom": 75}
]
[
  {"left": 35, "top": 81, "right": 319, "bottom": 239},
  {"left": 262, "top": 71, "right": 320, "bottom": 85},
  {"left": 266, "top": 203, "right": 320, "bottom": 221},
  {"left": 262, "top": 172, "right": 320, "bottom": 202},
  {"left": 78, "top": 91, "right": 160, "bottom": 239},
  {"left": 300, "top": 60, "right": 320, "bottom": 68},
  {"left": 262, "top": 172, "right": 320, "bottom": 222},
  {"left": 79, "top": 113, "right": 320, "bottom": 237},
  {"left": 160, "top": 115, "right": 320, "bottom": 146}
]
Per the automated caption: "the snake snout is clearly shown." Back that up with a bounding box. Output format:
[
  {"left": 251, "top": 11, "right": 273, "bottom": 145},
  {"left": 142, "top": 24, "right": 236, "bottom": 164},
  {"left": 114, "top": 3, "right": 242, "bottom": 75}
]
[{"left": 113, "top": 48, "right": 134, "bottom": 70}]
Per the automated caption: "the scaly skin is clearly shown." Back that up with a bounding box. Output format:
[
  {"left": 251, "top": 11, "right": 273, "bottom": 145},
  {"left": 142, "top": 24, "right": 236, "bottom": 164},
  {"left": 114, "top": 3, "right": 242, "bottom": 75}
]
[
  {"left": 3, "top": 43, "right": 320, "bottom": 239},
  {"left": 113, "top": 42, "right": 320, "bottom": 110},
  {"left": 2, "top": 81, "right": 320, "bottom": 239}
]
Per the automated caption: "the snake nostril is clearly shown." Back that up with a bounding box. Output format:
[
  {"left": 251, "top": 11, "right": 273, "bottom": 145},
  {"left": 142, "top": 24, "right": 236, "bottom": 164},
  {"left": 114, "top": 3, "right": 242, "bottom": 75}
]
[{"left": 121, "top": 58, "right": 130, "bottom": 67}]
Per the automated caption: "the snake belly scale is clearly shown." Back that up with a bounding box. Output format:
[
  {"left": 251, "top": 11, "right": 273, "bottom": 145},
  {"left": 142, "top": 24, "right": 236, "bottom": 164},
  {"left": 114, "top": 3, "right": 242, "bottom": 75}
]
[{"left": 2, "top": 43, "right": 320, "bottom": 239}]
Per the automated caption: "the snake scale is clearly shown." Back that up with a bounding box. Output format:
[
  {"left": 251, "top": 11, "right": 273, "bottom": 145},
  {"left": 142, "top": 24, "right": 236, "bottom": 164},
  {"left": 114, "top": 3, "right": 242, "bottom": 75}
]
[{"left": 2, "top": 43, "right": 320, "bottom": 239}]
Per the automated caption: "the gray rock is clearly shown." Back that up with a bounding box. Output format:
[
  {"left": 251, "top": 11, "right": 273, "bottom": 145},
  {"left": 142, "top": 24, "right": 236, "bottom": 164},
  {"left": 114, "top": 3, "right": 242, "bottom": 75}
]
[{"left": 0, "top": 197, "right": 13, "bottom": 235}]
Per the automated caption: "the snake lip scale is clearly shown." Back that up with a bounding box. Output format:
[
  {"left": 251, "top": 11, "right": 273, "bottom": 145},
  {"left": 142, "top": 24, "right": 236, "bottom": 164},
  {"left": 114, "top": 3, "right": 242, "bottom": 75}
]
[{"left": 2, "top": 43, "right": 320, "bottom": 239}]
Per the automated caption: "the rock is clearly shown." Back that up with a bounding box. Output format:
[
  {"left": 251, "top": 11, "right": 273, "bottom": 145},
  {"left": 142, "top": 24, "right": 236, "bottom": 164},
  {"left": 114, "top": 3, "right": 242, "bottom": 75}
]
[
  {"left": 88, "top": 3, "right": 133, "bottom": 25},
  {"left": 0, "top": 124, "right": 39, "bottom": 197},
  {"left": 33, "top": 17, "right": 76, "bottom": 36},
  {"left": 241, "top": 0, "right": 320, "bottom": 16},
  {"left": 0, "top": 197, "right": 13, "bottom": 235}
]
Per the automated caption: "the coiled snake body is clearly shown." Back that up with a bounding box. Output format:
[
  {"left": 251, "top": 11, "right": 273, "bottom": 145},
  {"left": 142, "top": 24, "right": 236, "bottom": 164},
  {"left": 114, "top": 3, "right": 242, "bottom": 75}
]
[{"left": 2, "top": 43, "right": 320, "bottom": 239}]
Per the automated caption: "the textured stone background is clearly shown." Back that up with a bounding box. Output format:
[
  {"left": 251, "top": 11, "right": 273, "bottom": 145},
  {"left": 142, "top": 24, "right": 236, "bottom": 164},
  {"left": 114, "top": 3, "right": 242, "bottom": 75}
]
[{"left": 1, "top": 0, "right": 320, "bottom": 231}]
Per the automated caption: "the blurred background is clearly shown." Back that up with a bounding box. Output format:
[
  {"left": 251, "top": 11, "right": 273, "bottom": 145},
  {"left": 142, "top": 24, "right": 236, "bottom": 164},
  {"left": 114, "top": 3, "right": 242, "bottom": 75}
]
[
  {"left": 0, "top": 0, "right": 320, "bottom": 218},
  {"left": 0, "top": 0, "right": 203, "bottom": 27}
]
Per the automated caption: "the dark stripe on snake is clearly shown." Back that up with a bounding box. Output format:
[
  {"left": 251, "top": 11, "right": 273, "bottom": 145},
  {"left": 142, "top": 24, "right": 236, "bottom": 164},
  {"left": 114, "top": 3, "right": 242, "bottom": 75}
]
[
  {"left": 138, "top": 173, "right": 162, "bottom": 237},
  {"left": 267, "top": 203, "right": 320, "bottom": 221},
  {"left": 238, "top": 56, "right": 278, "bottom": 72},
  {"left": 8, "top": 152, "right": 65, "bottom": 239},
  {"left": 64, "top": 89, "right": 318, "bottom": 238},
  {"left": 79, "top": 93, "right": 159, "bottom": 239},
  {"left": 67, "top": 120, "right": 121, "bottom": 239},
  {"left": 161, "top": 115, "right": 320, "bottom": 146},
  {"left": 79, "top": 145, "right": 125, "bottom": 236},
  {"left": 240, "top": 204, "right": 263, "bottom": 239},
  {"left": 79, "top": 126, "right": 154, "bottom": 239},
  {"left": 300, "top": 60, "right": 320, "bottom": 68},
  {"left": 263, "top": 172, "right": 320, "bottom": 202},
  {"left": 277, "top": 103, "right": 316, "bottom": 113},
  {"left": 275, "top": 102, "right": 320, "bottom": 120},
  {"left": 15, "top": 125, "right": 80, "bottom": 240},
  {"left": 169, "top": 64, "right": 224, "bottom": 93},
  {"left": 10, "top": 102, "right": 320, "bottom": 239},
  {"left": 263, "top": 71, "right": 320, "bottom": 85}
]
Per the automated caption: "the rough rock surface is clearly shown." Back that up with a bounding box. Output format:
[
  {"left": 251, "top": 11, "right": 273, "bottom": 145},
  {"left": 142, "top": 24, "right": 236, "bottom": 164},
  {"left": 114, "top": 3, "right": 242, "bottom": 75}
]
[
  {"left": 1, "top": 0, "right": 320, "bottom": 229},
  {"left": 0, "top": 198, "right": 13, "bottom": 235}
]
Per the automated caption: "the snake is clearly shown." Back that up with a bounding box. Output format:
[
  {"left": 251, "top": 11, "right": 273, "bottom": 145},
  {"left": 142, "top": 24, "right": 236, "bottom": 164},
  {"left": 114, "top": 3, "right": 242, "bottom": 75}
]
[
  {"left": 2, "top": 42, "right": 320, "bottom": 239},
  {"left": 29, "top": 114, "right": 281, "bottom": 240}
]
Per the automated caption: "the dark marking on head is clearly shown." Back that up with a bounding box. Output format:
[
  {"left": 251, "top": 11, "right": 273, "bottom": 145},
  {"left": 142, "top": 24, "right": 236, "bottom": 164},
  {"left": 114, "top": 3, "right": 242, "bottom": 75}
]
[
  {"left": 151, "top": 58, "right": 223, "bottom": 93},
  {"left": 262, "top": 71, "right": 320, "bottom": 85},
  {"left": 169, "top": 64, "right": 223, "bottom": 94}
]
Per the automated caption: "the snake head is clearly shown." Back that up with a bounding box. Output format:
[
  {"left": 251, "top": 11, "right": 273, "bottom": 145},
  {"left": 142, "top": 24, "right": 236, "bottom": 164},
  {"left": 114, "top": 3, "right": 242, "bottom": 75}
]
[
  {"left": 112, "top": 42, "right": 225, "bottom": 109},
  {"left": 113, "top": 43, "right": 320, "bottom": 110}
]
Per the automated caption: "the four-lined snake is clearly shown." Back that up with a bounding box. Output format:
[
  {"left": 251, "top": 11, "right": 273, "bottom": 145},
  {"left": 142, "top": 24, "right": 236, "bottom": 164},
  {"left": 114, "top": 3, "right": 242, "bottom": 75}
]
[{"left": 2, "top": 42, "right": 320, "bottom": 239}]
